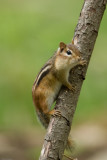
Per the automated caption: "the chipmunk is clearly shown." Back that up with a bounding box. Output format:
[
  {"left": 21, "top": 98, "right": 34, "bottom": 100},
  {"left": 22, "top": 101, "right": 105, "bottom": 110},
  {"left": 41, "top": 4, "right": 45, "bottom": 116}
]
[{"left": 32, "top": 41, "right": 85, "bottom": 147}]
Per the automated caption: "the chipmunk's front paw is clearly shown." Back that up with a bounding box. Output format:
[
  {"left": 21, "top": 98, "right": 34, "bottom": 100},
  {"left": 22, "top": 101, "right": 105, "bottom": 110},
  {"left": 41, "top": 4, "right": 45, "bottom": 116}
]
[
  {"left": 79, "top": 59, "right": 87, "bottom": 66},
  {"left": 67, "top": 83, "right": 76, "bottom": 92},
  {"left": 71, "top": 85, "right": 76, "bottom": 92},
  {"left": 69, "top": 85, "right": 76, "bottom": 93}
]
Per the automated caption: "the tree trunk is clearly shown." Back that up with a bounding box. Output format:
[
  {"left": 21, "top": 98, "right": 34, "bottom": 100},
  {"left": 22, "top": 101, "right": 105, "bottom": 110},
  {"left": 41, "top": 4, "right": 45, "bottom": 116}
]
[{"left": 39, "top": 0, "right": 107, "bottom": 159}]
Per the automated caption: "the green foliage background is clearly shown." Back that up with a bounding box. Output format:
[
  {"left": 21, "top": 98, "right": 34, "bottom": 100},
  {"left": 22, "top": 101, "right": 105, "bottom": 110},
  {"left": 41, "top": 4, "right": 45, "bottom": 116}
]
[{"left": 0, "top": 0, "right": 107, "bottom": 159}]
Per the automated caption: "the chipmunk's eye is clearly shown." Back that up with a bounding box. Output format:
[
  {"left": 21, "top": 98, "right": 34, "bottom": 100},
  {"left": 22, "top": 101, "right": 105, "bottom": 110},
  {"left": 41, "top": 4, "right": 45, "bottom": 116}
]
[{"left": 66, "top": 50, "right": 72, "bottom": 55}]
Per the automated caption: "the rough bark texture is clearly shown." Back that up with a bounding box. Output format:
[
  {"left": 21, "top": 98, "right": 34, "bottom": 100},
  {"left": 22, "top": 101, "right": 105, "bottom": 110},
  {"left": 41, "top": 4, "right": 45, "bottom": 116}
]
[{"left": 39, "top": 0, "right": 107, "bottom": 160}]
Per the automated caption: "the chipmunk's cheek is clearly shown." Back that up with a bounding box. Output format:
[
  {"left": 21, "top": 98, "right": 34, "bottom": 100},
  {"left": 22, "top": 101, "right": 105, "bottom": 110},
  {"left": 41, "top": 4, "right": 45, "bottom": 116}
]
[
  {"left": 69, "top": 59, "right": 74, "bottom": 66},
  {"left": 69, "top": 58, "right": 73, "bottom": 64},
  {"left": 72, "top": 57, "right": 75, "bottom": 63}
]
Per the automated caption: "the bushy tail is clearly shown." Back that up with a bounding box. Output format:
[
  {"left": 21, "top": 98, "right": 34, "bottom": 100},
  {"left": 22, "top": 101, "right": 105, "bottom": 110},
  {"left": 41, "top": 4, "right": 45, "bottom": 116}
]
[
  {"left": 32, "top": 89, "right": 50, "bottom": 129},
  {"left": 66, "top": 136, "right": 75, "bottom": 152},
  {"left": 36, "top": 110, "right": 50, "bottom": 129}
]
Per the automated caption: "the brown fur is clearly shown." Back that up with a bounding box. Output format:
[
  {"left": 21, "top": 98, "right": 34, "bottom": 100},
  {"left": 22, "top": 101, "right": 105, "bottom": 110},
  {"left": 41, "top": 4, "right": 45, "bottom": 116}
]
[
  {"left": 32, "top": 41, "right": 84, "bottom": 149},
  {"left": 32, "top": 42, "right": 81, "bottom": 117}
]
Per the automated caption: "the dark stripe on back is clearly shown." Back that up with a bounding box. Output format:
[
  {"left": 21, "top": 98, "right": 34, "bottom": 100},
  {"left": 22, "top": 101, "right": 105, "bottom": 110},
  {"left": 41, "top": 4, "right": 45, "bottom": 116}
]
[
  {"left": 33, "top": 63, "right": 51, "bottom": 87},
  {"left": 36, "top": 67, "right": 50, "bottom": 87}
]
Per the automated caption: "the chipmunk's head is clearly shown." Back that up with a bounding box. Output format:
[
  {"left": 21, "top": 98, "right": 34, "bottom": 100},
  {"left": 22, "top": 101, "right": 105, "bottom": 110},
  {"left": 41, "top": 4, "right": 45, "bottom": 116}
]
[{"left": 55, "top": 42, "right": 81, "bottom": 71}]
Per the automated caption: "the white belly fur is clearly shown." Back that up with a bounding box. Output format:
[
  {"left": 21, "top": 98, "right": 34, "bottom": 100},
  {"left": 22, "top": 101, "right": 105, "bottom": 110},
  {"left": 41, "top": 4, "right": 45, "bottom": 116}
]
[{"left": 47, "top": 81, "right": 62, "bottom": 108}]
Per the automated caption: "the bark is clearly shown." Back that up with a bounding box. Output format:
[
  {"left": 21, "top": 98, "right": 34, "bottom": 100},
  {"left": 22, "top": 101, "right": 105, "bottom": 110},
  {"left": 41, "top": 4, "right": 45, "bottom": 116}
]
[{"left": 39, "top": 0, "right": 107, "bottom": 159}]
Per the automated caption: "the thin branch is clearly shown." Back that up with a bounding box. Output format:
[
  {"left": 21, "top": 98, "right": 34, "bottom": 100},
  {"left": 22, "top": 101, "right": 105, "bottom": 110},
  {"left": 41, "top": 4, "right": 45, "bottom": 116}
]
[{"left": 39, "top": 0, "right": 107, "bottom": 159}]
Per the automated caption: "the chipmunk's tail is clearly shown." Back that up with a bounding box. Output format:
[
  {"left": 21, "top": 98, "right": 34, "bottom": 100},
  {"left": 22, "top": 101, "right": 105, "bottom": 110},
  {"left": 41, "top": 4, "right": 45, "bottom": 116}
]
[
  {"left": 36, "top": 111, "right": 74, "bottom": 151},
  {"left": 36, "top": 109, "right": 49, "bottom": 129},
  {"left": 36, "top": 110, "right": 74, "bottom": 151},
  {"left": 66, "top": 135, "right": 75, "bottom": 152},
  {"left": 32, "top": 87, "right": 50, "bottom": 129}
]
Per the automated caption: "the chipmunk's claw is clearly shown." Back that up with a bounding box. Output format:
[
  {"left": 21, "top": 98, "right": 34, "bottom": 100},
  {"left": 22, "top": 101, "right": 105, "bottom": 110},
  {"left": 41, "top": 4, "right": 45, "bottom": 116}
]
[
  {"left": 53, "top": 110, "right": 61, "bottom": 117},
  {"left": 71, "top": 85, "right": 76, "bottom": 92},
  {"left": 80, "top": 59, "right": 87, "bottom": 66},
  {"left": 67, "top": 84, "right": 76, "bottom": 92}
]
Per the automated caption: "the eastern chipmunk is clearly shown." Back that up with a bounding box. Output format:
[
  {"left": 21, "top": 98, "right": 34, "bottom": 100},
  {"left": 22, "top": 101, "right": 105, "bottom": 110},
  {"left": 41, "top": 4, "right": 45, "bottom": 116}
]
[{"left": 32, "top": 42, "right": 85, "bottom": 129}]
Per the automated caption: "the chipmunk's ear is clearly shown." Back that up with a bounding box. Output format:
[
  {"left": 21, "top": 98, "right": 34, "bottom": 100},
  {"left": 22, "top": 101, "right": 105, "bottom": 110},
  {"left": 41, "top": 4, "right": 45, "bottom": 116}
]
[
  {"left": 71, "top": 39, "right": 74, "bottom": 44},
  {"left": 59, "top": 42, "right": 66, "bottom": 52}
]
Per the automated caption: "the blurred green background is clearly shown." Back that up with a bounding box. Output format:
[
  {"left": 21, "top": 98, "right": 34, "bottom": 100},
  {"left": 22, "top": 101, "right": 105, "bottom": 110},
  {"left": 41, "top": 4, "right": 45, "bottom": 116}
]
[{"left": 0, "top": 0, "right": 107, "bottom": 160}]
